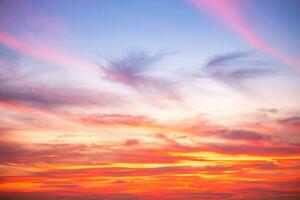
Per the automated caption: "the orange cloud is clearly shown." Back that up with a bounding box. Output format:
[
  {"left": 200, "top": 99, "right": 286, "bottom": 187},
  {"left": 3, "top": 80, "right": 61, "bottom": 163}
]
[{"left": 1, "top": 137, "right": 300, "bottom": 199}]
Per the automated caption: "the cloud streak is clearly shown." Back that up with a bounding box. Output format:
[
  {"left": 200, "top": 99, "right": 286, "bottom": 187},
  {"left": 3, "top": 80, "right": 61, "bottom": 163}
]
[
  {"left": 0, "top": 48, "right": 119, "bottom": 112},
  {"left": 99, "top": 51, "right": 179, "bottom": 100},
  {"left": 0, "top": 0, "right": 95, "bottom": 72},
  {"left": 190, "top": 0, "right": 300, "bottom": 68},
  {"left": 200, "top": 51, "right": 276, "bottom": 92},
  {"left": 0, "top": 31, "right": 94, "bottom": 71}
]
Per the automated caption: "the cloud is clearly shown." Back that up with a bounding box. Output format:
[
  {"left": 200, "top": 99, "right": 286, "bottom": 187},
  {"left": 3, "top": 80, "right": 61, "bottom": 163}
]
[
  {"left": 258, "top": 108, "right": 278, "bottom": 114},
  {"left": 0, "top": 31, "right": 93, "bottom": 71},
  {"left": 100, "top": 51, "right": 163, "bottom": 86},
  {"left": 0, "top": 1, "right": 94, "bottom": 72},
  {"left": 123, "top": 139, "right": 140, "bottom": 146},
  {"left": 0, "top": 48, "right": 120, "bottom": 112},
  {"left": 278, "top": 116, "right": 300, "bottom": 126},
  {"left": 1, "top": 139, "right": 300, "bottom": 198},
  {"left": 80, "top": 114, "right": 154, "bottom": 127},
  {"left": 1, "top": 189, "right": 300, "bottom": 200},
  {"left": 0, "top": 192, "right": 142, "bottom": 200},
  {"left": 204, "top": 51, "right": 250, "bottom": 69},
  {"left": 99, "top": 51, "right": 179, "bottom": 100},
  {"left": 0, "top": 142, "right": 91, "bottom": 164},
  {"left": 278, "top": 116, "right": 300, "bottom": 131},
  {"left": 200, "top": 51, "right": 276, "bottom": 92},
  {"left": 216, "top": 129, "right": 271, "bottom": 142},
  {"left": 35, "top": 166, "right": 201, "bottom": 179},
  {"left": 201, "top": 143, "right": 300, "bottom": 156},
  {"left": 0, "top": 84, "right": 114, "bottom": 110},
  {"left": 189, "top": 0, "right": 300, "bottom": 68},
  {"left": 155, "top": 133, "right": 187, "bottom": 149}
]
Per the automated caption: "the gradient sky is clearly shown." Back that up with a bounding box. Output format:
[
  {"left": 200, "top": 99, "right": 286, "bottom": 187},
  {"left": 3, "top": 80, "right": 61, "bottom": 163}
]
[{"left": 0, "top": 0, "right": 300, "bottom": 199}]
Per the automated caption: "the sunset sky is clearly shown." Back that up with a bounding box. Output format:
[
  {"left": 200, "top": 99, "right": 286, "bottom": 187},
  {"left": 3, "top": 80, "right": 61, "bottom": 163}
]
[{"left": 0, "top": 0, "right": 300, "bottom": 199}]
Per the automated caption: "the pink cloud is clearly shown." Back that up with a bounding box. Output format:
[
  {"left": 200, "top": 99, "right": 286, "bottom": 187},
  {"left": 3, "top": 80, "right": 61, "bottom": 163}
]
[
  {"left": 0, "top": 1, "right": 94, "bottom": 72},
  {"left": 190, "top": 0, "right": 300, "bottom": 68},
  {"left": 0, "top": 31, "right": 92, "bottom": 71}
]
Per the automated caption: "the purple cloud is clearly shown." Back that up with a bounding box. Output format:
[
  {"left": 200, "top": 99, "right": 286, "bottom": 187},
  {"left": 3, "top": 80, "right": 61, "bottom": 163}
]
[
  {"left": 0, "top": 48, "right": 120, "bottom": 110},
  {"left": 200, "top": 51, "right": 277, "bottom": 92},
  {"left": 217, "top": 129, "right": 271, "bottom": 142},
  {"left": 99, "top": 51, "right": 179, "bottom": 100}
]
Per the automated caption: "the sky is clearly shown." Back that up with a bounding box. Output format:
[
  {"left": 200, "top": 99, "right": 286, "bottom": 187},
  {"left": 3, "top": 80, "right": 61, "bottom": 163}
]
[{"left": 0, "top": 0, "right": 300, "bottom": 199}]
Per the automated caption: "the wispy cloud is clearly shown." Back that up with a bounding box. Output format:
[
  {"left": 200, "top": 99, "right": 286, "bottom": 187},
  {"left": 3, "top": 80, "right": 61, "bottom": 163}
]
[
  {"left": 199, "top": 51, "right": 276, "bottom": 92},
  {"left": 189, "top": 0, "right": 300, "bottom": 68},
  {"left": 0, "top": 85, "right": 111, "bottom": 110},
  {"left": 0, "top": 49, "right": 117, "bottom": 111},
  {"left": 100, "top": 51, "right": 163, "bottom": 87},
  {"left": 278, "top": 116, "right": 300, "bottom": 132},
  {"left": 80, "top": 114, "right": 154, "bottom": 127},
  {"left": 0, "top": 32, "right": 93, "bottom": 71},
  {"left": 99, "top": 51, "right": 179, "bottom": 100},
  {"left": 215, "top": 129, "right": 271, "bottom": 143},
  {"left": 0, "top": 0, "right": 94, "bottom": 72},
  {"left": 204, "top": 51, "right": 250, "bottom": 69}
]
